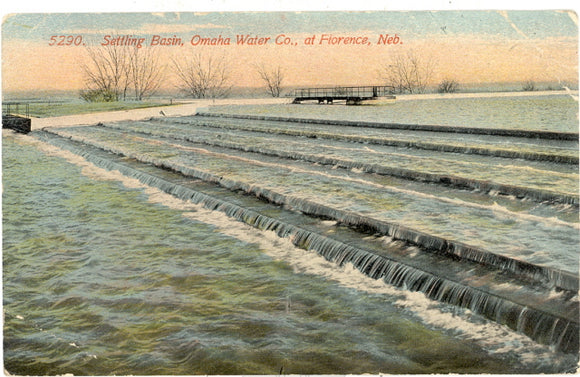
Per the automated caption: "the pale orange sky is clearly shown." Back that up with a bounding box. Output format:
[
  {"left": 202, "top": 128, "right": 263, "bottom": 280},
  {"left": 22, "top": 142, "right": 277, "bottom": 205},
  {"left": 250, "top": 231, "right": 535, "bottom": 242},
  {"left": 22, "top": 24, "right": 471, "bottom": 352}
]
[{"left": 2, "top": 11, "right": 578, "bottom": 93}]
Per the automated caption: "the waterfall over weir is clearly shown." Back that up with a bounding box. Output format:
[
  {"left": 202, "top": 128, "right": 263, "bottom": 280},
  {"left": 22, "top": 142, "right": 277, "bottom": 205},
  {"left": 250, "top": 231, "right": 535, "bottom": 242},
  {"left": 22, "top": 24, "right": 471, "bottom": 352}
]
[
  {"left": 100, "top": 120, "right": 579, "bottom": 206},
  {"left": 34, "top": 130, "right": 579, "bottom": 355},
  {"left": 196, "top": 112, "right": 580, "bottom": 141},
  {"left": 187, "top": 113, "right": 579, "bottom": 165},
  {"left": 166, "top": 116, "right": 579, "bottom": 164},
  {"left": 45, "top": 125, "right": 579, "bottom": 292}
]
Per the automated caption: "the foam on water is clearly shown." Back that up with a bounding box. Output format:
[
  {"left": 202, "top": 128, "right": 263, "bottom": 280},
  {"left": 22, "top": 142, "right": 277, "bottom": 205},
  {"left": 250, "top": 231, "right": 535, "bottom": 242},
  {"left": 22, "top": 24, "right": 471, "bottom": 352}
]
[
  {"left": 115, "top": 118, "right": 580, "bottom": 202},
  {"left": 39, "top": 127, "right": 580, "bottom": 286},
  {"left": 102, "top": 175, "right": 575, "bottom": 366},
  {"left": 320, "top": 142, "right": 578, "bottom": 178},
  {"left": 74, "top": 129, "right": 580, "bottom": 230},
  {"left": 212, "top": 140, "right": 576, "bottom": 228},
  {"left": 10, "top": 130, "right": 574, "bottom": 369},
  {"left": 174, "top": 138, "right": 578, "bottom": 229}
]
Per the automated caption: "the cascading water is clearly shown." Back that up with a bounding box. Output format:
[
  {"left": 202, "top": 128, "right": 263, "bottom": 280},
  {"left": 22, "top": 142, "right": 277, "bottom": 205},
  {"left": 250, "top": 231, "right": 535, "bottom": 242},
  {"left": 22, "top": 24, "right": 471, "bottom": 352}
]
[
  {"left": 41, "top": 124, "right": 579, "bottom": 287},
  {"left": 98, "top": 118, "right": 579, "bottom": 205},
  {"left": 33, "top": 113, "right": 579, "bottom": 355},
  {"left": 4, "top": 97, "right": 579, "bottom": 374},
  {"left": 195, "top": 111, "right": 579, "bottom": 140},
  {"left": 192, "top": 112, "right": 579, "bottom": 163}
]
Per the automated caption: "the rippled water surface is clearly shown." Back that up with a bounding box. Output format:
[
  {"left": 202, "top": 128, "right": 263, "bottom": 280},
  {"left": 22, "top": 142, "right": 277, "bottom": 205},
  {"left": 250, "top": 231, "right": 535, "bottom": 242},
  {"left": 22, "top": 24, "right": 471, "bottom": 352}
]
[
  {"left": 4, "top": 133, "right": 561, "bottom": 375},
  {"left": 205, "top": 94, "right": 579, "bottom": 132},
  {"left": 50, "top": 118, "right": 579, "bottom": 273},
  {"left": 3, "top": 95, "right": 579, "bottom": 375}
]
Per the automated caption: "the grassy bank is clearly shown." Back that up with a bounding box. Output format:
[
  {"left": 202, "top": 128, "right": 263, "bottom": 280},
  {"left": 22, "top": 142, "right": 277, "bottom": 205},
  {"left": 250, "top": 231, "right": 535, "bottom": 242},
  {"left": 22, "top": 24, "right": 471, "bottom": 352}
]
[{"left": 23, "top": 101, "right": 171, "bottom": 118}]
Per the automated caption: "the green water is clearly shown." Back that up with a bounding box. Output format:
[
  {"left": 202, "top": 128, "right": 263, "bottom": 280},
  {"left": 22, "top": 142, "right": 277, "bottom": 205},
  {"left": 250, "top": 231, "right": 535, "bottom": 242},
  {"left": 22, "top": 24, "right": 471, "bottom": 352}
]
[
  {"left": 4, "top": 132, "right": 576, "bottom": 375},
  {"left": 51, "top": 125, "right": 580, "bottom": 273}
]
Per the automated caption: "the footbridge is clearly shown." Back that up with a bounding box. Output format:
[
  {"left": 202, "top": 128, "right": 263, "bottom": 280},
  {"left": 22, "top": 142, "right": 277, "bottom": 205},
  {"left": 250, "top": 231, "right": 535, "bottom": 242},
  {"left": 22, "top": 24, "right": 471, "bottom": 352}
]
[{"left": 292, "top": 85, "right": 395, "bottom": 105}]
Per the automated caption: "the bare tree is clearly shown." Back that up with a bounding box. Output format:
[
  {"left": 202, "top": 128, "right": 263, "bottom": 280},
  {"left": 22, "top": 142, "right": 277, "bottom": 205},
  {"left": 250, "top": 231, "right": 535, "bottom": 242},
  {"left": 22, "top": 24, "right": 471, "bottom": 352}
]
[
  {"left": 128, "top": 47, "right": 165, "bottom": 100},
  {"left": 256, "top": 63, "right": 284, "bottom": 97},
  {"left": 81, "top": 43, "right": 130, "bottom": 102},
  {"left": 383, "top": 50, "right": 435, "bottom": 94},
  {"left": 172, "top": 52, "right": 231, "bottom": 99},
  {"left": 80, "top": 34, "right": 166, "bottom": 102}
]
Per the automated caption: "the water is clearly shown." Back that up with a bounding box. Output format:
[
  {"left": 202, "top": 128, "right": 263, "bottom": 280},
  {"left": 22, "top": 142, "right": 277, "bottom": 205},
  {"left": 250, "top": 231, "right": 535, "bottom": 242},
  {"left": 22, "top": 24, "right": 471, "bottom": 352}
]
[
  {"left": 3, "top": 95, "right": 579, "bottom": 374},
  {"left": 46, "top": 120, "right": 579, "bottom": 275},
  {"left": 205, "top": 94, "right": 579, "bottom": 132}
]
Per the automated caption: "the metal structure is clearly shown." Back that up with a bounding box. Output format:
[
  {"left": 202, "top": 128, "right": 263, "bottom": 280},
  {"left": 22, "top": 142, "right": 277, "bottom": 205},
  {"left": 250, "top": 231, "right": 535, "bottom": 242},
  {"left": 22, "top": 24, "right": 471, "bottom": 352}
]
[
  {"left": 292, "top": 85, "right": 395, "bottom": 104},
  {"left": 2, "top": 102, "right": 31, "bottom": 133},
  {"left": 2, "top": 102, "right": 30, "bottom": 118}
]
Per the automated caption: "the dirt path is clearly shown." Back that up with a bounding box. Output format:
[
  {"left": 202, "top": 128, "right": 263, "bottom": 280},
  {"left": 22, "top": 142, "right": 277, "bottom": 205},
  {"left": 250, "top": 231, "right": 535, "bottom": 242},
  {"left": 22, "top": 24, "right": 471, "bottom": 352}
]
[{"left": 31, "top": 98, "right": 290, "bottom": 130}]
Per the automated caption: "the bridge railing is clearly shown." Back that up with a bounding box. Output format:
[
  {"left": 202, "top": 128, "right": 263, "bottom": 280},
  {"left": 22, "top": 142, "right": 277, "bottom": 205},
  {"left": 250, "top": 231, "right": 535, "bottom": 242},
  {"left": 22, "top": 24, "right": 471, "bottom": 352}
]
[
  {"left": 2, "top": 102, "right": 30, "bottom": 118},
  {"left": 293, "top": 85, "right": 394, "bottom": 98}
]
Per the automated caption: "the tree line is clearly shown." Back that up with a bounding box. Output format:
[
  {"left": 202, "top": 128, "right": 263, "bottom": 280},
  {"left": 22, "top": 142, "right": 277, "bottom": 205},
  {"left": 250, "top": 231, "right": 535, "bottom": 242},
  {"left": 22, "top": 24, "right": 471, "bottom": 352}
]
[
  {"left": 81, "top": 45, "right": 460, "bottom": 102},
  {"left": 80, "top": 43, "right": 288, "bottom": 102}
]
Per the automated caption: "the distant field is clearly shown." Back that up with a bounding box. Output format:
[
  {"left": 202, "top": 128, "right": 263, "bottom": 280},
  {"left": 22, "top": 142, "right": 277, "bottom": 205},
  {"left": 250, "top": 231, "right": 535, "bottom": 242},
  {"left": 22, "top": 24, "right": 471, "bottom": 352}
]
[{"left": 22, "top": 101, "right": 170, "bottom": 118}]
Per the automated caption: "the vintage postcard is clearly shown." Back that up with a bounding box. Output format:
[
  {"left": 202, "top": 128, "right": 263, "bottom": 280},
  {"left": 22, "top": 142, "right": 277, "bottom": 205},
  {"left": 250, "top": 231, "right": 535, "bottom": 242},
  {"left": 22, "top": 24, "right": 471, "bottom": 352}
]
[{"left": 2, "top": 7, "right": 579, "bottom": 375}]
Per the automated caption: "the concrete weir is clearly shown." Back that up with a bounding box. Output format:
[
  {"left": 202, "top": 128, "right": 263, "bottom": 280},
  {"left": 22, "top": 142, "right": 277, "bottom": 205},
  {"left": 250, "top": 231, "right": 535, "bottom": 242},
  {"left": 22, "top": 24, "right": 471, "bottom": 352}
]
[
  {"left": 35, "top": 128, "right": 580, "bottom": 355},
  {"left": 197, "top": 112, "right": 580, "bottom": 141}
]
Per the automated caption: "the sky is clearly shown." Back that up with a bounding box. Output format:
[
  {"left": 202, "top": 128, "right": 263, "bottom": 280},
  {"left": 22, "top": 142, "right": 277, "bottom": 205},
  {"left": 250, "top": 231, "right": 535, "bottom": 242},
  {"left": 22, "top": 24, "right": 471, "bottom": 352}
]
[{"left": 1, "top": 9, "right": 578, "bottom": 93}]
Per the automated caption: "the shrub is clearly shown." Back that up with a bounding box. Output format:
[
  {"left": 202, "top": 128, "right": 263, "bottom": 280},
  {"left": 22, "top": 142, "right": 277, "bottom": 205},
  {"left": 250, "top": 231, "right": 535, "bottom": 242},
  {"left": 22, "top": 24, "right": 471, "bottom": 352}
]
[
  {"left": 522, "top": 80, "right": 536, "bottom": 91},
  {"left": 79, "top": 89, "right": 118, "bottom": 102},
  {"left": 438, "top": 79, "right": 459, "bottom": 93}
]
